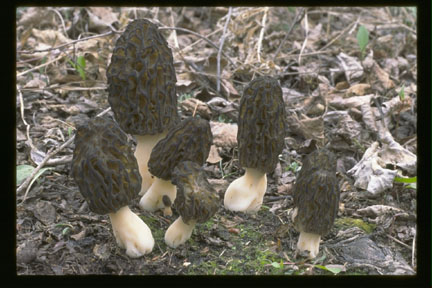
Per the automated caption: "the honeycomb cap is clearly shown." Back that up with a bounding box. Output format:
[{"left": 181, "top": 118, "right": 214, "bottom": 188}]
[
  {"left": 148, "top": 117, "right": 212, "bottom": 181},
  {"left": 237, "top": 76, "right": 286, "bottom": 173},
  {"left": 171, "top": 161, "right": 219, "bottom": 224},
  {"left": 293, "top": 149, "right": 340, "bottom": 236},
  {"left": 71, "top": 116, "right": 142, "bottom": 215},
  {"left": 107, "top": 19, "right": 179, "bottom": 135}
]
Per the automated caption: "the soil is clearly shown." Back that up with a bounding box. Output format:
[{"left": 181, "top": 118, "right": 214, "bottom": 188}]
[{"left": 16, "top": 7, "right": 418, "bottom": 276}]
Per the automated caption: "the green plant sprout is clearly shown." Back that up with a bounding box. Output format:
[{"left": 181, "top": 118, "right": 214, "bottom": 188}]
[
  {"left": 356, "top": 25, "right": 369, "bottom": 60},
  {"left": 66, "top": 55, "right": 86, "bottom": 81}
]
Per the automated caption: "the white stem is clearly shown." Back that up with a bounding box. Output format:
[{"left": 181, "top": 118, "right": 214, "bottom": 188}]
[
  {"left": 296, "top": 231, "right": 321, "bottom": 259},
  {"left": 164, "top": 216, "right": 197, "bottom": 248},
  {"left": 108, "top": 206, "right": 154, "bottom": 258},
  {"left": 134, "top": 132, "right": 167, "bottom": 195},
  {"left": 224, "top": 168, "right": 267, "bottom": 212},
  {"left": 139, "top": 177, "right": 177, "bottom": 212}
]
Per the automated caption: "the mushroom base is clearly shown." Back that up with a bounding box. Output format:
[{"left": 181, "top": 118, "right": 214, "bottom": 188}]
[
  {"left": 164, "top": 216, "right": 197, "bottom": 248},
  {"left": 296, "top": 231, "right": 321, "bottom": 259},
  {"left": 135, "top": 132, "right": 168, "bottom": 196},
  {"left": 109, "top": 206, "right": 154, "bottom": 258},
  {"left": 139, "top": 177, "right": 177, "bottom": 212},
  {"left": 223, "top": 168, "right": 267, "bottom": 212}
]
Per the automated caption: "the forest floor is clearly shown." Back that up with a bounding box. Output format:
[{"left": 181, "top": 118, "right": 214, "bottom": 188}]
[{"left": 16, "top": 7, "right": 417, "bottom": 276}]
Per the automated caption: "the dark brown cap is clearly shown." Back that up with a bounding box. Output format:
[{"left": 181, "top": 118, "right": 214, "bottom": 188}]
[
  {"left": 171, "top": 161, "right": 219, "bottom": 224},
  {"left": 293, "top": 149, "right": 339, "bottom": 236},
  {"left": 107, "top": 19, "right": 179, "bottom": 135},
  {"left": 71, "top": 116, "right": 142, "bottom": 214},
  {"left": 148, "top": 117, "right": 212, "bottom": 180},
  {"left": 237, "top": 76, "right": 286, "bottom": 173}
]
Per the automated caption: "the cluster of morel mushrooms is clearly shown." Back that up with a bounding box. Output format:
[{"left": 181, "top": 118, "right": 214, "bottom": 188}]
[{"left": 71, "top": 19, "right": 340, "bottom": 260}]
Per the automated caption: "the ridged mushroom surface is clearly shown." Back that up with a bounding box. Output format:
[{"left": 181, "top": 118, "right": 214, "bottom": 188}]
[
  {"left": 237, "top": 76, "right": 286, "bottom": 173},
  {"left": 71, "top": 116, "right": 142, "bottom": 215},
  {"left": 106, "top": 19, "right": 179, "bottom": 135},
  {"left": 292, "top": 148, "right": 339, "bottom": 236},
  {"left": 148, "top": 117, "right": 212, "bottom": 181},
  {"left": 171, "top": 161, "right": 219, "bottom": 224}
]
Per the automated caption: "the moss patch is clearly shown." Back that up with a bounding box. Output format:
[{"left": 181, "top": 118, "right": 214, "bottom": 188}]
[{"left": 334, "top": 217, "right": 376, "bottom": 234}]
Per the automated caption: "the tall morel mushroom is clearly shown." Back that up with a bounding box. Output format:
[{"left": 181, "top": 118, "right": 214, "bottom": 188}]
[
  {"left": 107, "top": 19, "right": 179, "bottom": 195},
  {"left": 165, "top": 161, "right": 219, "bottom": 248},
  {"left": 292, "top": 148, "right": 339, "bottom": 259},
  {"left": 139, "top": 117, "right": 212, "bottom": 213},
  {"left": 71, "top": 116, "right": 154, "bottom": 258},
  {"left": 224, "top": 76, "right": 286, "bottom": 212}
]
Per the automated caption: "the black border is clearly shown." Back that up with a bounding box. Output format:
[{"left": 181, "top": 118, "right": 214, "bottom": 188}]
[{"left": 9, "top": 0, "right": 431, "bottom": 287}]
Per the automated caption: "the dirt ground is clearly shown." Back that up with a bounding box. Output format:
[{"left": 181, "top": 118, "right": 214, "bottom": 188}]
[{"left": 16, "top": 7, "right": 418, "bottom": 276}]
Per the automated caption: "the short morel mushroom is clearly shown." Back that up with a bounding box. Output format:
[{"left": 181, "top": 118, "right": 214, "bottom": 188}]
[
  {"left": 107, "top": 19, "right": 179, "bottom": 195},
  {"left": 165, "top": 161, "right": 219, "bottom": 248},
  {"left": 292, "top": 148, "right": 340, "bottom": 259},
  {"left": 224, "top": 76, "right": 286, "bottom": 212},
  {"left": 139, "top": 117, "right": 212, "bottom": 213},
  {"left": 71, "top": 116, "right": 154, "bottom": 258}
]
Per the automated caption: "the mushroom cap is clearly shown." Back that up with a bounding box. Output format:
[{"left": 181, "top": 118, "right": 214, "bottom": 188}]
[
  {"left": 293, "top": 149, "right": 340, "bottom": 236},
  {"left": 171, "top": 161, "right": 219, "bottom": 224},
  {"left": 237, "top": 76, "right": 286, "bottom": 173},
  {"left": 107, "top": 19, "right": 179, "bottom": 135},
  {"left": 71, "top": 116, "right": 142, "bottom": 215},
  {"left": 148, "top": 117, "right": 212, "bottom": 180}
]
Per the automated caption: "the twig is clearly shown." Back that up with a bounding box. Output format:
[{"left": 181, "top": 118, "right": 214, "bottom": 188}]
[
  {"left": 318, "top": 19, "right": 358, "bottom": 51},
  {"left": 180, "top": 28, "right": 223, "bottom": 53},
  {"left": 386, "top": 234, "right": 411, "bottom": 250},
  {"left": 257, "top": 7, "right": 269, "bottom": 62},
  {"left": 48, "top": 8, "right": 68, "bottom": 39},
  {"left": 17, "top": 55, "right": 64, "bottom": 77},
  {"left": 411, "top": 227, "right": 416, "bottom": 268},
  {"left": 17, "top": 30, "right": 116, "bottom": 54},
  {"left": 168, "top": 7, "right": 179, "bottom": 49},
  {"left": 17, "top": 107, "right": 112, "bottom": 203},
  {"left": 298, "top": 11, "right": 309, "bottom": 66},
  {"left": 217, "top": 7, "right": 233, "bottom": 92},
  {"left": 159, "top": 26, "right": 235, "bottom": 66},
  {"left": 273, "top": 8, "right": 306, "bottom": 61}
]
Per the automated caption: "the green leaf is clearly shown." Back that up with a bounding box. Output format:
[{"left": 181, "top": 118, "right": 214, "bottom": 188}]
[
  {"left": 314, "top": 265, "right": 342, "bottom": 275},
  {"left": 16, "top": 165, "right": 35, "bottom": 186},
  {"left": 76, "top": 55, "right": 86, "bottom": 80},
  {"left": 399, "top": 85, "right": 405, "bottom": 101},
  {"left": 356, "top": 25, "right": 369, "bottom": 55},
  {"left": 394, "top": 176, "right": 417, "bottom": 184},
  {"left": 271, "top": 262, "right": 281, "bottom": 268},
  {"left": 407, "top": 183, "right": 417, "bottom": 189}
]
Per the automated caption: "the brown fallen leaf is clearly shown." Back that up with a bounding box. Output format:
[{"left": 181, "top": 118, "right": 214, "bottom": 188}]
[
  {"left": 206, "top": 145, "right": 222, "bottom": 164},
  {"left": 70, "top": 230, "right": 86, "bottom": 241},
  {"left": 180, "top": 98, "right": 212, "bottom": 119},
  {"left": 346, "top": 83, "right": 371, "bottom": 97},
  {"left": 210, "top": 121, "right": 238, "bottom": 148}
]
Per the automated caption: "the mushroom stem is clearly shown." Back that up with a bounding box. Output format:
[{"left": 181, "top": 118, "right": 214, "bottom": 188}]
[
  {"left": 139, "top": 177, "right": 177, "bottom": 212},
  {"left": 296, "top": 231, "right": 321, "bottom": 259},
  {"left": 164, "top": 216, "right": 197, "bottom": 248},
  {"left": 108, "top": 206, "right": 154, "bottom": 258},
  {"left": 224, "top": 168, "right": 267, "bottom": 212},
  {"left": 134, "top": 132, "right": 167, "bottom": 195}
]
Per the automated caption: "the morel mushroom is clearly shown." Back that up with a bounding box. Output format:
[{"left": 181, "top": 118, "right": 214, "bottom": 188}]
[
  {"left": 165, "top": 161, "right": 219, "bottom": 248},
  {"left": 70, "top": 116, "right": 154, "bottom": 257},
  {"left": 139, "top": 117, "right": 212, "bottom": 213},
  {"left": 107, "top": 19, "right": 179, "bottom": 195},
  {"left": 224, "top": 76, "right": 286, "bottom": 212},
  {"left": 292, "top": 148, "right": 339, "bottom": 259}
]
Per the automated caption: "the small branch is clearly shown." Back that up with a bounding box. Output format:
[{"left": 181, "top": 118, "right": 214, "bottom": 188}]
[
  {"left": 17, "top": 30, "right": 116, "bottom": 54},
  {"left": 159, "top": 26, "right": 235, "bottom": 66},
  {"left": 411, "top": 227, "right": 416, "bottom": 268},
  {"left": 386, "top": 234, "right": 412, "bottom": 250},
  {"left": 217, "top": 7, "right": 233, "bottom": 92},
  {"left": 318, "top": 19, "right": 358, "bottom": 51},
  {"left": 273, "top": 8, "right": 306, "bottom": 61},
  {"left": 298, "top": 11, "right": 309, "bottom": 66},
  {"left": 48, "top": 8, "right": 68, "bottom": 39},
  {"left": 17, "top": 107, "right": 112, "bottom": 203},
  {"left": 257, "top": 7, "right": 269, "bottom": 62},
  {"left": 17, "top": 55, "right": 64, "bottom": 77}
]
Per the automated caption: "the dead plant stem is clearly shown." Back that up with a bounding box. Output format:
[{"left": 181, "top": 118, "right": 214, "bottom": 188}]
[{"left": 217, "top": 7, "right": 233, "bottom": 92}]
